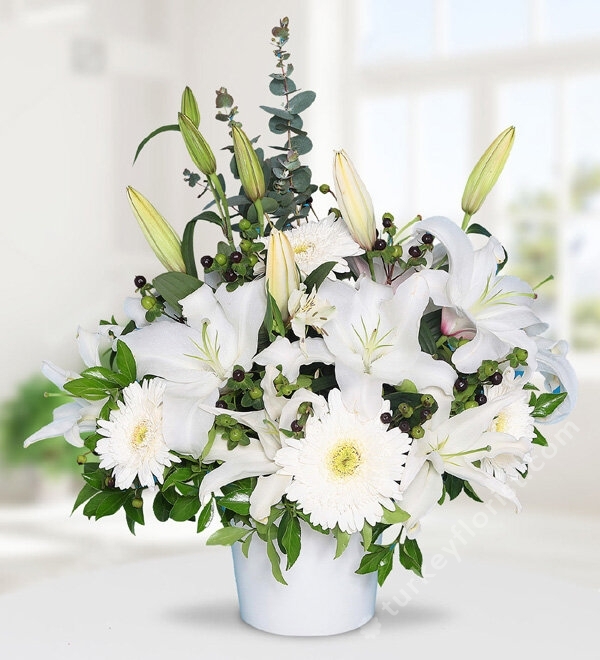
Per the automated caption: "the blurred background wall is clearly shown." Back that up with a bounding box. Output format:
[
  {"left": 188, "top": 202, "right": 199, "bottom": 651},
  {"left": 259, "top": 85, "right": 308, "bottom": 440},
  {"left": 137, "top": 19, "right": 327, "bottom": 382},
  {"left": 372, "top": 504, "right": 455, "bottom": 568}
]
[{"left": 0, "top": 0, "right": 597, "bottom": 588}]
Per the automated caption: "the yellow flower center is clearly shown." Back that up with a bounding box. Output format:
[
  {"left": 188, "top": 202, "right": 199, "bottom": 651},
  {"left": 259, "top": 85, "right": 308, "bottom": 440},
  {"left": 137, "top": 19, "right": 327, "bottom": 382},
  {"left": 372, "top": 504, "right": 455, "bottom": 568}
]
[
  {"left": 294, "top": 241, "right": 315, "bottom": 256},
  {"left": 329, "top": 442, "right": 361, "bottom": 478},
  {"left": 131, "top": 423, "right": 149, "bottom": 446},
  {"left": 491, "top": 412, "right": 508, "bottom": 434}
]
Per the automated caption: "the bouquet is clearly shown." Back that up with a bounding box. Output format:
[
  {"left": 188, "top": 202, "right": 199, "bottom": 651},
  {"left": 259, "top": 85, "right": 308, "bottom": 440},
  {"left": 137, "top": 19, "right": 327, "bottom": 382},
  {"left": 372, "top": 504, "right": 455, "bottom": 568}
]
[{"left": 25, "top": 18, "right": 576, "bottom": 586}]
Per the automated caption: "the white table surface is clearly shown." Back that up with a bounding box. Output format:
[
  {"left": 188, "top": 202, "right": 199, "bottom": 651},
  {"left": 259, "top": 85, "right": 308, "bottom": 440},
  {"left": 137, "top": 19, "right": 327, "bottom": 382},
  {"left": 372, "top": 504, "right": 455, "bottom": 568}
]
[{"left": 0, "top": 547, "right": 597, "bottom": 660}]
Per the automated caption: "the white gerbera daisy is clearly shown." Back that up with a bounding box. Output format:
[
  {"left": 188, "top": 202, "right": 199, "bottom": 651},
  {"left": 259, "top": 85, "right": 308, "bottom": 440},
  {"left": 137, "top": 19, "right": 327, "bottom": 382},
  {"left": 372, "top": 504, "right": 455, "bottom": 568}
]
[
  {"left": 96, "top": 379, "right": 179, "bottom": 490},
  {"left": 485, "top": 368, "right": 535, "bottom": 441},
  {"left": 287, "top": 213, "right": 364, "bottom": 277},
  {"left": 276, "top": 389, "right": 410, "bottom": 533}
]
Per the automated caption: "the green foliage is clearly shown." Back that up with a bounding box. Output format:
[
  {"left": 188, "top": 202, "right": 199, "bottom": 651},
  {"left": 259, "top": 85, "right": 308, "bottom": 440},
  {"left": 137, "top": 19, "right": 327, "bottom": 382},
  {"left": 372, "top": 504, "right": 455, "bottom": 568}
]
[{"left": 152, "top": 272, "right": 202, "bottom": 315}]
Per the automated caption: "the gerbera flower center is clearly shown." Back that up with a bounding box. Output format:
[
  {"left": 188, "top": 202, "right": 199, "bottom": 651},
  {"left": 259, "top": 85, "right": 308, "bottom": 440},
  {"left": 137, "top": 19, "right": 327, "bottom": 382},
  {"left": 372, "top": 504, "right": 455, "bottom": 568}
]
[
  {"left": 294, "top": 241, "right": 315, "bottom": 257},
  {"left": 131, "top": 422, "right": 149, "bottom": 447},
  {"left": 490, "top": 412, "right": 509, "bottom": 434},
  {"left": 329, "top": 442, "right": 362, "bottom": 477}
]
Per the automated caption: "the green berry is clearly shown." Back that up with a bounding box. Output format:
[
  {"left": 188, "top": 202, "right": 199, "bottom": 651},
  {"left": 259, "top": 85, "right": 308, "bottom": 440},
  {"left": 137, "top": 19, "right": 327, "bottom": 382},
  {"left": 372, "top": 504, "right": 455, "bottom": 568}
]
[
  {"left": 229, "top": 428, "right": 243, "bottom": 443},
  {"left": 319, "top": 184, "right": 330, "bottom": 194},
  {"left": 421, "top": 394, "right": 435, "bottom": 407},
  {"left": 214, "top": 253, "right": 228, "bottom": 267},
  {"left": 515, "top": 348, "right": 528, "bottom": 362},
  {"left": 249, "top": 387, "right": 263, "bottom": 400},
  {"left": 141, "top": 296, "right": 156, "bottom": 310},
  {"left": 398, "top": 403, "right": 413, "bottom": 418},
  {"left": 464, "top": 400, "right": 479, "bottom": 409},
  {"left": 239, "top": 219, "right": 252, "bottom": 232},
  {"left": 240, "top": 239, "right": 253, "bottom": 253},
  {"left": 132, "top": 497, "right": 144, "bottom": 509},
  {"left": 248, "top": 254, "right": 259, "bottom": 267},
  {"left": 411, "top": 425, "right": 425, "bottom": 439},
  {"left": 76, "top": 454, "right": 87, "bottom": 465}
]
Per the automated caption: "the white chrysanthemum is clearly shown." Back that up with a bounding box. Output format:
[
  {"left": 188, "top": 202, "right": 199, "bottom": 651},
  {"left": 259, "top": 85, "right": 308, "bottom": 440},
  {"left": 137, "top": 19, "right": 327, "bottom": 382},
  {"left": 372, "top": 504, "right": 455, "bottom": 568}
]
[
  {"left": 96, "top": 379, "right": 179, "bottom": 490},
  {"left": 287, "top": 213, "right": 364, "bottom": 276},
  {"left": 482, "top": 368, "right": 534, "bottom": 482},
  {"left": 276, "top": 389, "right": 410, "bottom": 533}
]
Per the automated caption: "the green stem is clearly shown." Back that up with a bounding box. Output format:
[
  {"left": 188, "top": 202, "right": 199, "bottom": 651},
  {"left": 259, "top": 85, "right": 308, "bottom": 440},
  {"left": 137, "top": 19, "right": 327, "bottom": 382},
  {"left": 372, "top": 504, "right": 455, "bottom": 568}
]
[
  {"left": 461, "top": 211, "right": 472, "bottom": 231},
  {"left": 208, "top": 173, "right": 234, "bottom": 248},
  {"left": 366, "top": 253, "right": 376, "bottom": 281},
  {"left": 254, "top": 197, "right": 265, "bottom": 236}
]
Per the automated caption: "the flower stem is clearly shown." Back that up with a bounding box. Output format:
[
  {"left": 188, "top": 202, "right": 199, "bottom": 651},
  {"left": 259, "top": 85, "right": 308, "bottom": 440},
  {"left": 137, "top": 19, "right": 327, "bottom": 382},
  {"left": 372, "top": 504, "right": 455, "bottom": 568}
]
[
  {"left": 254, "top": 197, "right": 265, "bottom": 236},
  {"left": 461, "top": 212, "right": 472, "bottom": 231},
  {"left": 208, "top": 173, "right": 234, "bottom": 248}
]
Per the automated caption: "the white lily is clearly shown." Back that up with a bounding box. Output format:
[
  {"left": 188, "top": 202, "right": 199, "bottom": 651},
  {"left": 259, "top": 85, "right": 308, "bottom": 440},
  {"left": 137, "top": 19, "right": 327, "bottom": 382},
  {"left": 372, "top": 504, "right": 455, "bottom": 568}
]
[
  {"left": 23, "top": 324, "right": 119, "bottom": 448},
  {"left": 318, "top": 274, "right": 456, "bottom": 419},
  {"left": 416, "top": 216, "right": 542, "bottom": 374},
  {"left": 401, "top": 389, "right": 533, "bottom": 536},
  {"left": 287, "top": 284, "right": 336, "bottom": 342},
  {"left": 199, "top": 365, "right": 328, "bottom": 522},
  {"left": 122, "top": 279, "right": 267, "bottom": 458},
  {"left": 255, "top": 335, "right": 335, "bottom": 381},
  {"left": 532, "top": 337, "right": 578, "bottom": 423}
]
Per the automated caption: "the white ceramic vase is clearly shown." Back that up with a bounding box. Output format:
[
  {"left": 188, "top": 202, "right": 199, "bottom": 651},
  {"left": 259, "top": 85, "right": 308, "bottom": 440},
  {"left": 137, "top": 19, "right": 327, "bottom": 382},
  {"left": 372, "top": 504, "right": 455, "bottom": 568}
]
[{"left": 231, "top": 524, "right": 377, "bottom": 636}]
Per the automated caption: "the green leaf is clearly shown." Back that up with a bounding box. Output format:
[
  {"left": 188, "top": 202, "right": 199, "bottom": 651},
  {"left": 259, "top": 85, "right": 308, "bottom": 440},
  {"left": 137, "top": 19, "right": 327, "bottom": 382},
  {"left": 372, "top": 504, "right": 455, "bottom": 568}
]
[
  {"left": 418, "top": 309, "right": 442, "bottom": 355},
  {"left": 266, "top": 535, "right": 288, "bottom": 585},
  {"left": 133, "top": 124, "right": 179, "bottom": 164},
  {"left": 72, "top": 482, "right": 98, "bottom": 514},
  {"left": 281, "top": 515, "right": 301, "bottom": 569},
  {"left": 290, "top": 134, "right": 313, "bottom": 155},
  {"left": 443, "top": 474, "right": 464, "bottom": 501},
  {"left": 361, "top": 523, "right": 373, "bottom": 551},
  {"left": 241, "top": 533, "right": 253, "bottom": 558},
  {"left": 152, "top": 272, "right": 202, "bottom": 315},
  {"left": 181, "top": 214, "right": 223, "bottom": 278},
  {"left": 115, "top": 340, "right": 137, "bottom": 384},
  {"left": 80, "top": 366, "right": 130, "bottom": 388},
  {"left": 292, "top": 166, "right": 311, "bottom": 192},
  {"left": 466, "top": 222, "right": 492, "bottom": 237},
  {"left": 334, "top": 527, "right": 351, "bottom": 559},
  {"left": 162, "top": 467, "right": 194, "bottom": 491},
  {"left": 206, "top": 526, "right": 249, "bottom": 546},
  {"left": 463, "top": 481, "right": 484, "bottom": 502},
  {"left": 82, "top": 466, "right": 105, "bottom": 490},
  {"left": 83, "top": 490, "right": 130, "bottom": 520},
  {"left": 153, "top": 491, "right": 172, "bottom": 522},
  {"left": 196, "top": 501, "right": 213, "bottom": 532},
  {"left": 170, "top": 495, "right": 201, "bottom": 522},
  {"left": 217, "top": 493, "right": 250, "bottom": 516},
  {"left": 269, "top": 78, "right": 297, "bottom": 96},
  {"left": 304, "top": 261, "right": 336, "bottom": 294},
  {"left": 377, "top": 548, "right": 394, "bottom": 586},
  {"left": 399, "top": 538, "right": 423, "bottom": 577},
  {"left": 124, "top": 498, "right": 145, "bottom": 525},
  {"left": 288, "top": 90, "right": 316, "bottom": 114},
  {"left": 356, "top": 546, "right": 388, "bottom": 575},
  {"left": 381, "top": 504, "right": 410, "bottom": 524},
  {"left": 532, "top": 392, "right": 567, "bottom": 418},
  {"left": 532, "top": 426, "right": 548, "bottom": 447},
  {"left": 63, "top": 377, "right": 112, "bottom": 401}
]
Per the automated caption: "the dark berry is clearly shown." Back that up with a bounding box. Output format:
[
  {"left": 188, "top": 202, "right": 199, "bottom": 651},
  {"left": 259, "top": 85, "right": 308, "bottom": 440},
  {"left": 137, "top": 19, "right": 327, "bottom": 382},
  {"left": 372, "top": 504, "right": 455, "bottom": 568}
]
[
  {"left": 382, "top": 218, "right": 393, "bottom": 228},
  {"left": 215, "top": 400, "right": 228, "bottom": 409},
  {"left": 291, "top": 420, "right": 303, "bottom": 433},
  {"left": 399, "top": 420, "right": 411, "bottom": 434},
  {"left": 373, "top": 238, "right": 387, "bottom": 251},
  {"left": 200, "top": 255, "right": 214, "bottom": 268},
  {"left": 230, "top": 251, "right": 243, "bottom": 264},
  {"left": 408, "top": 245, "right": 422, "bottom": 258},
  {"left": 134, "top": 275, "right": 146, "bottom": 288},
  {"left": 380, "top": 412, "right": 393, "bottom": 425},
  {"left": 420, "top": 408, "right": 432, "bottom": 422},
  {"left": 454, "top": 377, "right": 468, "bottom": 392},
  {"left": 475, "top": 393, "right": 488, "bottom": 405},
  {"left": 232, "top": 369, "right": 245, "bottom": 382},
  {"left": 422, "top": 232, "right": 434, "bottom": 244},
  {"left": 306, "top": 196, "right": 313, "bottom": 204},
  {"left": 489, "top": 372, "right": 503, "bottom": 386},
  {"left": 224, "top": 269, "right": 237, "bottom": 282}
]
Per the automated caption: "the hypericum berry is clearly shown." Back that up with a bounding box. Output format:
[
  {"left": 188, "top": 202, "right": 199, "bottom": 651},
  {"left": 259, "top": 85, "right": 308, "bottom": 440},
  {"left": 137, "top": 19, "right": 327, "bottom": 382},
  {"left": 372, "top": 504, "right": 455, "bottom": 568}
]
[
  {"left": 224, "top": 269, "right": 237, "bottom": 282},
  {"left": 408, "top": 245, "right": 422, "bottom": 258},
  {"left": 421, "top": 394, "right": 435, "bottom": 407},
  {"left": 399, "top": 420, "right": 411, "bottom": 434},
  {"left": 422, "top": 232, "right": 434, "bottom": 244},
  {"left": 391, "top": 245, "right": 403, "bottom": 258},
  {"left": 382, "top": 218, "right": 393, "bottom": 228},
  {"left": 515, "top": 348, "right": 528, "bottom": 362},
  {"left": 319, "top": 183, "right": 330, "bottom": 194},
  {"left": 280, "top": 384, "right": 295, "bottom": 397},
  {"left": 229, "top": 428, "right": 243, "bottom": 443},
  {"left": 411, "top": 425, "right": 425, "bottom": 439},
  {"left": 132, "top": 497, "right": 144, "bottom": 509},
  {"left": 232, "top": 369, "right": 245, "bottom": 382},
  {"left": 380, "top": 412, "right": 393, "bottom": 425},
  {"left": 239, "top": 239, "right": 252, "bottom": 253},
  {"left": 306, "top": 196, "right": 314, "bottom": 204},
  {"left": 475, "top": 393, "right": 487, "bottom": 405},
  {"left": 134, "top": 275, "right": 146, "bottom": 288},
  {"left": 454, "top": 377, "right": 468, "bottom": 392},
  {"left": 239, "top": 219, "right": 252, "bottom": 232},
  {"left": 373, "top": 238, "right": 387, "bottom": 251},
  {"left": 200, "top": 255, "right": 214, "bottom": 268},
  {"left": 141, "top": 296, "right": 156, "bottom": 310},
  {"left": 230, "top": 251, "right": 243, "bottom": 263},
  {"left": 104, "top": 476, "right": 115, "bottom": 489},
  {"left": 489, "top": 372, "right": 503, "bottom": 386},
  {"left": 214, "top": 253, "right": 228, "bottom": 267},
  {"left": 76, "top": 454, "right": 87, "bottom": 465},
  {"left": 215, "top": 400, "right": 228, "bottom": 409},
  {"left": 398, "top": 403, "right": 413, "bottom": 418},
  {"left": 420, "top": 408, "right": 432, "bottom": 422},
  {"left": 291, "top": 420, "right": 303, "bottom": 433},
  {"left": 249, "top": 387, "right": 263, "bottom": 400},
  {"left": 464, "top": 400, "right": 479, "bottom": 410},
  {"left": 248, "top": 254, "right": 259, "bottom": 267}
]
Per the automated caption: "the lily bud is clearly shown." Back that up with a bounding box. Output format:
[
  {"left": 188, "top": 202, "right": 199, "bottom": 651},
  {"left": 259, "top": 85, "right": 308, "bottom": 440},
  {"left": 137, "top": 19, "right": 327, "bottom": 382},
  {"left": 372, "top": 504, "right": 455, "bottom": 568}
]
[
  {"left": 180, "top": 86, "right": 200, "bottom": 127},
  {"left": 462, "top": 126, "right": 515, "bottom": 216},
  {"left": 178, "top": 112, "right": 217, "bottom": 176},
  {"left": 265, "top": 228, "right": 300, "bottom": 323},
  {"left": 332, "top": 150, "right": 376, "bottom": 251},
  {"left": 127, "top": 187, "right": 186, "bottom": 273},
  {"left": 231, "top": 124, "right": 265, "bottom": 202}
]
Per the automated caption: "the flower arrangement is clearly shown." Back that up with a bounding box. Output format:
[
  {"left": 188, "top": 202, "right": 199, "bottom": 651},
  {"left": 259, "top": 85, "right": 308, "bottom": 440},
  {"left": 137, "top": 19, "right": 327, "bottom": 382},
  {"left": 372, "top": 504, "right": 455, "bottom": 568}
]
[{"left": 25, "top": 18, "right": 576, "bottom": 587}]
